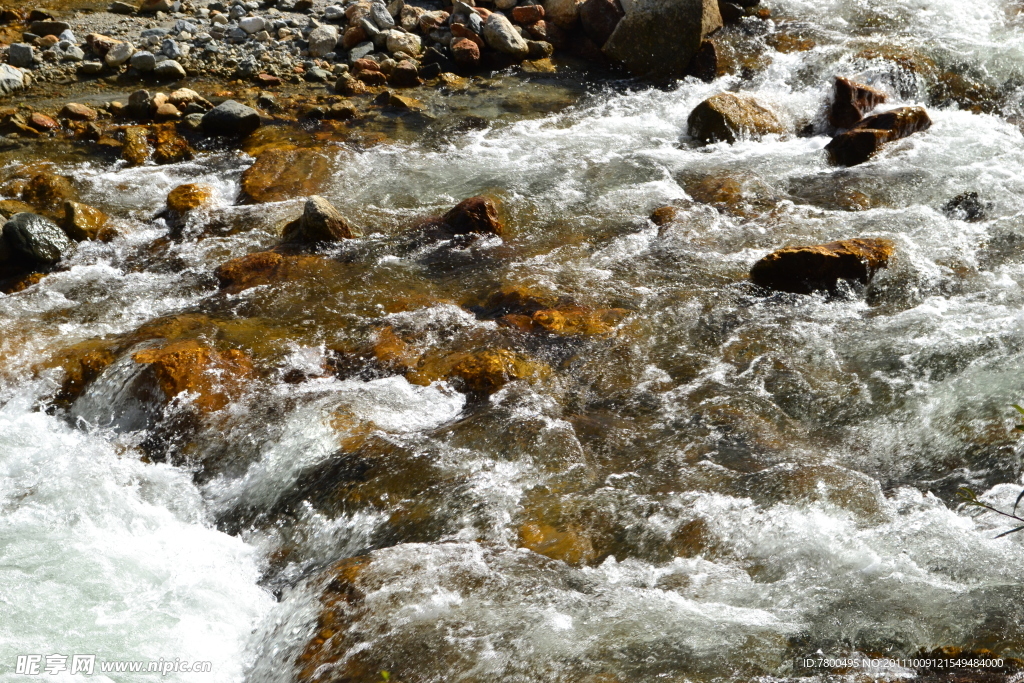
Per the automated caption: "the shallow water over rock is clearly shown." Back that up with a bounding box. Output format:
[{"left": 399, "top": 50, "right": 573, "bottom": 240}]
[{"left": 4, "top": 0, "right": 1024, "bottom": 679}]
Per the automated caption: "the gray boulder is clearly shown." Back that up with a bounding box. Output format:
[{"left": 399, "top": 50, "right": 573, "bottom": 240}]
[
  {"left": 130, "top": 51, "right": 157, "bottom": 71},
  {"left": 307, "top": 24, "right": 339, "bottom": 57},
  {"left": 0, "top": 64, "right": 27, "bottom": 97},
  {"left": 482, "top": 13, "right": 530, "bottom": 58},
  {"left": 153, "top": 59, "right": 187, "bottom": 79},
  {"left": 3, "top": 213, "right": 76, "bottom": 266},
  {"left": 602, "top": 0, "right": 721, "bottom": 78},
  {"left": 369, "top": 2, "right": 395, "bottom": 28},
  {"left": 201, "top": 99, "right": 261, "bottom": 136},
  {"left": 8, "top": 43, "right": 35, "bottom": 68}
]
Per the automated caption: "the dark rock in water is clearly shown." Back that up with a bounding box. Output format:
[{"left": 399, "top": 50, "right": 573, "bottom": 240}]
[
  {"left": 443, "top": 196, "right": 504, "bottom": 236},
  {"left": 201, "top": 100, "right": 261, "bottom": 136},
  {"left": 579, "top": 0, "right": 623, "bottom": 47},
  {"left": 688, "top": 92, "right": 786, "bottom": 143},
  {"left": 283, "top": 196, "right": 362, "bottom": 242},
  {"left": 3, "top": 212, "right": 76, "bottom": 266},
  {"left": 829, "top": 76, "right": 886, "bottom": 129},
  {"left": 683, "top": 39, "right": 718, "bottom": 82},
  {"left": 943, "top": 192, "right": 989, "bottom": 223},
  {"left": 750, "top": 238, "right": 894, "bottom": 294},
  {"left": 825, "top": 106, "right": 931, "bottom": 166},
  {"left": 602, "top": 0, "right": 721, "bottom": 78}
]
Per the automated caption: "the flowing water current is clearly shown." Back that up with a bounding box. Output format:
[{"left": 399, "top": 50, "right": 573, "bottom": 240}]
[{"left": 5, "top": 0, "right": 1024, "bottom": 680}]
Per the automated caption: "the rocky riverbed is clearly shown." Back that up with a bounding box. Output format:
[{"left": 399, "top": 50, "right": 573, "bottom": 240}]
[{"left": 4, "top": 0, "right": 1024, "bottom": 680}]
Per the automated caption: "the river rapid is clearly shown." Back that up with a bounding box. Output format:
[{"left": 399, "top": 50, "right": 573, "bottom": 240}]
[{"left": 4, "top": 0, "right": 1024, "bottom": 680}]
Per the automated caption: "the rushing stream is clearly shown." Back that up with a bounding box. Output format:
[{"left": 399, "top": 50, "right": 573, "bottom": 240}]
[{"left": 5, "top": 0, "right": 1024, "bottom": 680}]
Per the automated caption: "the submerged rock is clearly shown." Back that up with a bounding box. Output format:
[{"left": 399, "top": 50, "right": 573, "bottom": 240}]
[
  {"left": 687, "top": 92, "right": 785, "bottom": 143},
  {"left": 3, "top": 212, "right": 76, "bottom": 266},
  {"left": 942, "top": 191, "right": 989, "bottom": 223},
  {"left": 22, "top": 173, "right": 78, "bottom": 217},
  {"left": 214, "top": 250, "right": 332, "bottom": 293},
  {"left": 825, "top": 106, "right": 931, "bottom": 166},
  {"left": 750, "top": 238, "right": 894, "bottom": 294},
  {"left": 282, "top": 196, "right": 362, "bottom": 242},
  {"left": 602, "top": 0, "right": 721, "bottom": 78},
  {"left": 240, "top": 148, "right": 332, "bottom": 203},
  {"left": 829, "top": 76, "right": 886, "bottom": 129}
]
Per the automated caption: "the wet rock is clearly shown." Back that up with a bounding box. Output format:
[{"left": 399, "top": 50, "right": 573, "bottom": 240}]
[
  {"left": 0, "top": 200, "right": 35, "bottom": 219},
  {"left": 443, "top": 195, "right": 504, "bottom": 236},
  {"left": 649, "top": 205, "right": 680, "bottom": 225},
  {"left": 131, "top": 339, "right": 254, "bottom": 413},
  {"left": 60, "top": 103, "right": 98, "bottom": 121},
  {"left": 750, "top": 238, "right": 894, "bottom": 294},
  {"left": 0, "top": 64, "right": 27, "bottom": 97},
  {"left": 579, "top": 0, "right": 622, "bottom": 46},
  {"left": 451, "top": 37, "right": 481, "bottom": 68},
  {"left": 201, "top": 99, "right": 261, "bottom": 136},
  {"left": 3, "top": 212, "right": 76, "bottom": 266},
  {"left": 448, "top": 348, "right": 550, "bottom": 393},
  {"left": 122, "top": 126, "right": 151, "bottom": 165},
  {"left": 38, "top": 339, "right": 119, "bottom": 406},
  {"left": 213, "top": 250, "right": 330, "bottom": 293},
  {"left": 282, "top": 195, "right": 361, "bottom": 242},
  {"left": 943, "top": 191, "right": 989, "bottom": 223},
  {"left": 829, "top": 76, "right": 886, "bottom": 129},
  {"left": 825, "top": 106, "right": 931, "bottom": 166},
  {"left": 483, "top": 12, "right": 531, "bottom": 57},
  {"left": 308, "top": 24, "right": 339, "bottom": 58},
  {"left": 388, "top": 59, "right": 421, "bottom": 86},
  {"left": 520, "top": 521, "right": 597, "bottom": 565},
  {"left": 62, "top": 201, "right": 113, "bottom": 241},
  {"left": 683, "top": 39, "right": 718, "bottom": 82},
  {"left": 240, "top": 148, "right": 332, "bottom": 203},
  {"left": 152, "top": 124, "right": 193, "bottom": 164},
  {"left": 22, "top": 173, "right": 78, "bottom": 217},
  {"left": 603, "top": 0, "right": 721, "bottom": 78},
  {"left": 164, "top": 184, "right": 212, "bottom": 215},
  {"left": 687, "top": 92, "right": 786, "bottom": 143},
  {"left": 28, "top": 113, "right": 59, "bottom": 133}
]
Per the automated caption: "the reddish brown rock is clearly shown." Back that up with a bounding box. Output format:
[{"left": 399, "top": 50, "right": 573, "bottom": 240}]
[
  {"left": 152, "top": 124, "right": 194, "bottom": 164},
  {"left": 448, "top": 348, "right": 549, "bottom": 393},
  {"left": 60, "top": 103, "right": 98, "bottom": 121},
  {"left": 829, "top": 76, "right": 886, "bottom": 129},
  {"left": 451, "top": 22, "right": 485, "bottom": 48},
  {"left": 442, "top": 196, "right": 504, "bottom": 236},
  {"left": 342, "top": 25, "right": 368, "bottom": 49},
  {"left": 256, "top": 73, "right": 282, "bottom": 86},
  {"left": 388, "top": 60, "right": 422, "bottom": 87},
  {"left": 282, "top": 195, "right": 361, "bottom": 242},
  {"left": 750, "top": 238, "right": 895, "bottom": 294},
  {"left": 825, "top": 106, "right": 931, "bottom": 166},
  {"left": 213, "top": 250, "right": 330, "bottom": 293},
  {"left": 351, "top": 58, "right": 380, "bottom": 74},
  {"left": 28, "top": 113, "right": 59, "bottom": 132},
  {"left": 451, "top": 37, "right": 482, "bottom": 68},
  {"left": 132, "top": 339, "right": 254, "bottom": 413},
  {"left": 649, "top": 205, "right": 680, "bottom": 226},
  {"left": 513, "top": 4, "right": 546, "bottom": 23}
]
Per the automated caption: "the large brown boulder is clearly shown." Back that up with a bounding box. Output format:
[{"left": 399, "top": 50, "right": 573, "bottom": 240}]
[
  {"left": 602, "top": 0, "right": 721, "bottom": 78},
  {"left": 750, "top": 238, "right": 894, "bottom": 294},
  {"left": 240, "top": 148, "right": 332, "bottom": 203},
  {"left": 687, "top": 92, "right": 785, "bottom": 143},
  {"left": 829, "top": 76, "right": 886, "bottom": 129},
  {"left": 131, "top": 339, "right": 254, "bottom": 413},
  {"left": 825, "top": 106, "right": 931, "bottom": 166}
]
